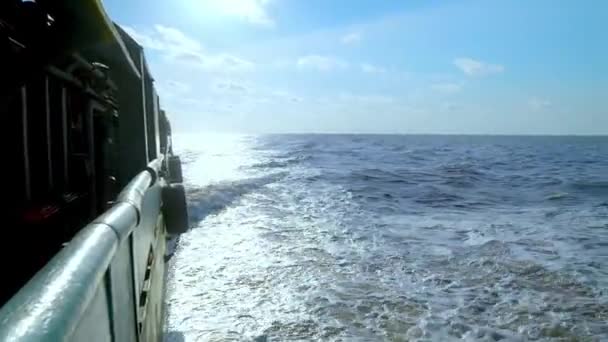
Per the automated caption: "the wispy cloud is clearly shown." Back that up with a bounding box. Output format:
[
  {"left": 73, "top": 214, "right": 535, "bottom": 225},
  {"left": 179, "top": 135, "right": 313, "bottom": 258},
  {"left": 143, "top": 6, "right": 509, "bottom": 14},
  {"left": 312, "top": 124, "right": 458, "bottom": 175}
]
[
  {"left": 297, "top": 55, "right": 349, "bottom": 71},
  {"left": 213, "top": 79, "right": 251, "bottom": 93},
  {"left": 341, "top": 32, "right": 362, "bottom": 45},
  {"left": 431, "top": 82, "right": 463, "bottom": 93},
  {"left": 175, "top": 53, "right": 254, "bottom": 71},
  {"left": 360, "top": 63, "right": 386, "bottom": 74},
  {"left": 155, "top": 80, "right": 192, "bottom": 101},
  {"left": 123, "top": 25, "right": 203, "bottom": 52},
  {"left": 453, "top": 57, "right": 504, "bottom": 77},
  {"left": 154, "top": 25, "right": 202, "bottom": 51},
  {"left": 338, "top": 92, "right": 395, "bottom": 104},
  {"left": 528, "top": 97, "right": 552, "bottom": 110},
  {"left": 121, "top": 25, "right": 254, "bottom": 72},
  {"left": 122, "top": 25, "right": 165, "bottom": 50},
  {"left": 165, "top": 80, "right": 191, "bottom": 93}
]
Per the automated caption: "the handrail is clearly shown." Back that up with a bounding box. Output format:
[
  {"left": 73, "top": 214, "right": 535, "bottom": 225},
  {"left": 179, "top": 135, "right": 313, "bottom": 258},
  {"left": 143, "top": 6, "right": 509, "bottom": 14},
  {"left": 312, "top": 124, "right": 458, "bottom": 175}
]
[
  {"left": 146, "top": 155, "right": 164, "bottom": 185},
  {"left": 0, "top": 157, "right": 164, "bottom": 341},
  {"left": 0, "top": 225, "right": 117, "bottom": 342}
]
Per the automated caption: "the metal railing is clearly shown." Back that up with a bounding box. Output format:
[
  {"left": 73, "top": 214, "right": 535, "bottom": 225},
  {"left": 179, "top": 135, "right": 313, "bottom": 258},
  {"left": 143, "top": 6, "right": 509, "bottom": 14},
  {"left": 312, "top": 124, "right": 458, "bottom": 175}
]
[{"left": 0, "top": 157, "right": 164, "bottom": 342}]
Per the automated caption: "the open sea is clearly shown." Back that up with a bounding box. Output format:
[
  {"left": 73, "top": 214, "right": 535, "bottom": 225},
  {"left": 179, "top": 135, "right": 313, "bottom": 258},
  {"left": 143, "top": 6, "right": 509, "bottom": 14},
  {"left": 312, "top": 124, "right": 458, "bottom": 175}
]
[{"left": 165, "top": 134, "right": 608, "bottom": 341}]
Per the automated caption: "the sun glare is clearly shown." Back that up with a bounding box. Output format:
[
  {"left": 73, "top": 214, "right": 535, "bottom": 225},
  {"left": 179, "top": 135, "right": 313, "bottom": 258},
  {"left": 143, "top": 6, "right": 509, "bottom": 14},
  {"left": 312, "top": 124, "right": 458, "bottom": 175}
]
[{"left": 185, "top": 0, "right": 274, "bottom": 27}]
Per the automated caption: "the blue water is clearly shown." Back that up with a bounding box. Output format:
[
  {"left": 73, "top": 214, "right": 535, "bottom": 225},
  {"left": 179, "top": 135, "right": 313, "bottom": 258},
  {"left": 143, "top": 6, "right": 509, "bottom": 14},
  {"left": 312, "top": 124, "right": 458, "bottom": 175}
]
[{"left": 165, "top": 134, "right": 608, "bottom": 341}]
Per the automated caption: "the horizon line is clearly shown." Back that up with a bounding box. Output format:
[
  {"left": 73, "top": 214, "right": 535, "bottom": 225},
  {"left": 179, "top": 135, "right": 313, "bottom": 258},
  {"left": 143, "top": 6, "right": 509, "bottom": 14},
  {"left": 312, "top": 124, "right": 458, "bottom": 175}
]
[{"left": 173, "top": 131, "right": 608, "bottom": 137}]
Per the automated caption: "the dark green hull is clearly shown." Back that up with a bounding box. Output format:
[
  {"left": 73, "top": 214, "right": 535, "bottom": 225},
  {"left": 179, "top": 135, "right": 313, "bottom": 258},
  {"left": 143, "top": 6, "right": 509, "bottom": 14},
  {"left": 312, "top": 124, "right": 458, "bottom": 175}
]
[
  {"left": 0, "top": 162, "right": 174, "bottom": 342},
  {"left": 0, "top": 0, "right": 187, "bottom": 340}
]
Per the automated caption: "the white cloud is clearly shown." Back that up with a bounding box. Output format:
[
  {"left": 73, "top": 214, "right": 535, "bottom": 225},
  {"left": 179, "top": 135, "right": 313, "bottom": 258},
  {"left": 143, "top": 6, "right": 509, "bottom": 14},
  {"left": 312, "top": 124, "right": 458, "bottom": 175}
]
[
  {"left": 168, "top": 50, "right": 254, "bottom": 72},
  {"left": 453, "top": 57, "right": 504, "bottom": 77},
  {"left": 341, "top": 32, "right": 362, "bottom": 45},
  {"left": 123, "top": 25, "right": 202, "bottom": 53},
  {"left": 207, "top": 0, "right": 275, "bottom": 27},
  {"left": 172, "top": 51, "right": 204, "bottom": 64},
  {"left": 165, "top": 80, "right": 191, "bottom": 93},
  {"left": 155, "top": 80, "right": 192, "bottom": 103},
  {"left": 297, "top": 55, "right": 349, "bottom": 71},
  {"left": 122, "top": 25, "right": 165, "bottom": 50},
  {"left": 154, "top": 25, "right": 202, "bottom": 52},
  {"left": 120, "top": 25, "right": 254, "bottom": 72},
  {"left": 179, "top": 98, "right": 204, "bottom": 106},
  {"left": 338, "top": 92, "right": 394, "bottom": 104},
  {"left": 360, "top": 63, "right": 386, "bottom": 74},
  {"left": 431, "top": 82, "right": 463, "bottom": 93},
  {"left": 528, "top": 97, "right": 552, "bottom": 110},
  {"left": 213, "top": 79, "right": 250, "bottom": 93},
  {"left": 183, "top": 53, "right": 254, "bottom": 72}
]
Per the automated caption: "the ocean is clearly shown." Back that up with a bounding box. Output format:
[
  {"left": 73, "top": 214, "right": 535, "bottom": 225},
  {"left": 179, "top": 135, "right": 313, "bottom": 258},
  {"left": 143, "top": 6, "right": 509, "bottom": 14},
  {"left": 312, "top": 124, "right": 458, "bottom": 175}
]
[{"left": 165, "top": 134, "right": 608, "bottom": 341}]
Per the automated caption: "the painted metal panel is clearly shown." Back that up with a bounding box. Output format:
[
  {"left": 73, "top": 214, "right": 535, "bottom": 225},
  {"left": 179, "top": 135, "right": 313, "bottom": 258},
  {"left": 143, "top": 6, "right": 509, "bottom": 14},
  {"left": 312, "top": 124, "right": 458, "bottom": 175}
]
[
  {"left": 108, "top": 240, "right": 138, "bottom": 342},
  {"left": 132, "top": 182, "right": 163, "bottom": 312},
  {"left": 71, "top": 282, "right": 113, "bottom": 342},
  {"left": 0, "top": 224, "right": 117, "bottom": 341}
]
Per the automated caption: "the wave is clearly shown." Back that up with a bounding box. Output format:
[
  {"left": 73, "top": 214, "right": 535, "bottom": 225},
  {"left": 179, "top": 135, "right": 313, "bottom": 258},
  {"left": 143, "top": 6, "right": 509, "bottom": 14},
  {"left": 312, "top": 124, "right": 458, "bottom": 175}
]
[
  {"left": 438, "top": 163, "right": 486, "bottom": 188},
  {"left": 545, "top": 192, "right": 570, "bottom": 201},
  {"left": 185, "top": 172, "right": 286, "bottom": 226},
  {"left": 570, "top": 181, "right": 608, "bottom": 195},
  {"left": 414, "top": 186, "right": 465, "bottom": 207},
  {"left": 250, "top": 161, "right": 291, "bottom": 169},
  {"left": 438, "top": 163, "right": 485, "bottom": 176},
  {"left": 349, "top": 168, "right": 404, "bottom": 182},
  {"left": 348, "top": 168, "right": 442, "bottom": 186},
  {"left": 250, "top": 155, "right": 311, "bottom": 169},
  {"left": 176, "top": 150, "right": 201, "bottom": 167}
]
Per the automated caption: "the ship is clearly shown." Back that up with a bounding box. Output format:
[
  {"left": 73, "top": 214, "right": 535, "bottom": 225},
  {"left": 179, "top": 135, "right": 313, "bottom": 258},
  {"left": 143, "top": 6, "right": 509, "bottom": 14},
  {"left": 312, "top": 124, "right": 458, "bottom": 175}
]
[{"left": 0, "top": 0, "right": 189, "bottom": 341}]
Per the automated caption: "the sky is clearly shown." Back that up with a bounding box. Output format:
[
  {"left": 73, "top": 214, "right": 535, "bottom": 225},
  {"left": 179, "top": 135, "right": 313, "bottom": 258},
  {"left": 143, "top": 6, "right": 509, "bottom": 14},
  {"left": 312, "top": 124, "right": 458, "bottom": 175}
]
[{"left": 103, "top": 0, "right": 608, "bottom": 134}]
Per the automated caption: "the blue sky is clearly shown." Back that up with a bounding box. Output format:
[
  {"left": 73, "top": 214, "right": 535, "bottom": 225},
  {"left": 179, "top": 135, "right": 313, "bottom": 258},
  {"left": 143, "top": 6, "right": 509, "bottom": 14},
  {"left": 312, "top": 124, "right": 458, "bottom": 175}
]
[{"left": 103, "top": 0, "right": 607, "bottom": 134}]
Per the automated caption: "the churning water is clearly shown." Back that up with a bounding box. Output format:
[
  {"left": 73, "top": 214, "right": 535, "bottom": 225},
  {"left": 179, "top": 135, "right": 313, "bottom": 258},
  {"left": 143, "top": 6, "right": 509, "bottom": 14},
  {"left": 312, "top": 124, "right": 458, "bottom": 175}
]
[{"left": 165, "top": 134, "right": 608, "bottom": 341}]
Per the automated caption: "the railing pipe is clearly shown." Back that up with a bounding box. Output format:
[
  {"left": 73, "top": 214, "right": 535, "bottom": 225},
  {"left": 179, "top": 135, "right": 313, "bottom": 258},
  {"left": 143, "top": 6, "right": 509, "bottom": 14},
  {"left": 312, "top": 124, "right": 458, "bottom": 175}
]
[
  {"left": 0, "top": 224, "right": 118, "bottom": 342},
  {"left": 0, "top": 157, "right": 164, "bottom": 341}
]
